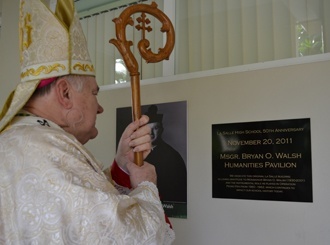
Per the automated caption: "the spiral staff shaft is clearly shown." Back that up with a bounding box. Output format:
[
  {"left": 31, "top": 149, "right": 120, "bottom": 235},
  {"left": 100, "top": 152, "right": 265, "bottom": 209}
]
[{"left": 110, "top": 2, "right": 175, "bottom": 166}]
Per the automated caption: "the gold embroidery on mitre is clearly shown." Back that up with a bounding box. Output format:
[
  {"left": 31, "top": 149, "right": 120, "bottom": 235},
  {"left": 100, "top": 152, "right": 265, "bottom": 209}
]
[
  {"left": 19, "top": 1, "right": 33, "bottom": 62},
  {"left": 21, "top": 64, "right": 66, "bottom": 79},
  {"left": 22, "top": 14, "right": 33, "bottom": 49},
  {"left": 20, "top": 3, "right": 33, "bottom": 51},
  {"left": 73, "top": 63, "right": 95, "bottom": 72}
]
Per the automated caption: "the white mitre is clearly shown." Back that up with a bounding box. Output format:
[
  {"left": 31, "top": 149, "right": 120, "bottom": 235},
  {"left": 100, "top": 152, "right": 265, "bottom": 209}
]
[{"left": 0, "top": 0, "right": 95, "bottom": 132}]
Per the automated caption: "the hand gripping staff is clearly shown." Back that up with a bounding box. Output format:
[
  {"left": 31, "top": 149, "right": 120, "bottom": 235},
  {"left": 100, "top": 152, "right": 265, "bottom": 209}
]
[{"left": 110, "top": 2, "right": 175, "bottom": 166}]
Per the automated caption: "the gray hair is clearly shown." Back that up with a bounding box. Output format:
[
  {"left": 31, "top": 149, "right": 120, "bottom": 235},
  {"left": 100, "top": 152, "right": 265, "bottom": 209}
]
[
  {"left": 65, "top": 75, "right": 88, "bottom": 92},
  {"left": 32, "top": 75, "right": 88, "bottom": 97}
]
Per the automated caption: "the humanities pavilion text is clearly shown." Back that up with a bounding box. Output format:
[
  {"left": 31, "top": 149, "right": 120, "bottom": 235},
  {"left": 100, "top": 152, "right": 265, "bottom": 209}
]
[{"left": 212, "top": 118, "right": 312, "bottom": 202}]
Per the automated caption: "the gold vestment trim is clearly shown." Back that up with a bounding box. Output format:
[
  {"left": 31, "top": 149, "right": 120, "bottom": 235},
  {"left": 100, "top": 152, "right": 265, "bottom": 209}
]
[
  {"left": 55, "top": 0, "right": 74, "bottom": 30},
  {"left": 73, "top": 63, "right": 95, "bottom": 72},
  {"left": 21, "top": 64, "right": 66, "bottom": 78}
]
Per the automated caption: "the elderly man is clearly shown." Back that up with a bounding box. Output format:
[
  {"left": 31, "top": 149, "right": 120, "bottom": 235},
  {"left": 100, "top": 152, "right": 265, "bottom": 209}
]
[{"left": 0, "top": 0, "right": 174, "bottom": 244}]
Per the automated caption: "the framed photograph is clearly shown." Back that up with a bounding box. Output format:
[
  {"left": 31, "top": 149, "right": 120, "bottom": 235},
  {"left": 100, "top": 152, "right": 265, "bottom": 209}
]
[{"left": 116, "top": 101, "right": 188, "bottom": 218}]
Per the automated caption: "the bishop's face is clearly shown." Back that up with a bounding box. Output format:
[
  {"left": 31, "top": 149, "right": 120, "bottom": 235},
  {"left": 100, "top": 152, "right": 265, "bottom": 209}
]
[{"left": 70, "top": 76, "right": 104, "bottom": 144}]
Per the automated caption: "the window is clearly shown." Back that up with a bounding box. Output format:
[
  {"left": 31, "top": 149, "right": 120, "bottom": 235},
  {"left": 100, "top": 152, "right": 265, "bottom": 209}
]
[
  {"left": 176, "top": 0, "right": 330, "bottom": 74},
  {"left": 78, "top": 0, "right": 165, "bottom": 86},
  {"left": 79, "top": 0, "right": 330, "bottom": 86}
]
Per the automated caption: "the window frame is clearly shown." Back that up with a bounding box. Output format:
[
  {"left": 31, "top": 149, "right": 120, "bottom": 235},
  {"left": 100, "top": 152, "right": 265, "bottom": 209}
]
[{"left": 78, "top": 0, "right": 330, "bottom": 90}]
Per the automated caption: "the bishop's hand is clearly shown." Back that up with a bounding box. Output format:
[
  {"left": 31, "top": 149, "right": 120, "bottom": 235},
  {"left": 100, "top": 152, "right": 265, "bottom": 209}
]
[{"left": 115, "top": 115, "right": 151, "bottom": 172}]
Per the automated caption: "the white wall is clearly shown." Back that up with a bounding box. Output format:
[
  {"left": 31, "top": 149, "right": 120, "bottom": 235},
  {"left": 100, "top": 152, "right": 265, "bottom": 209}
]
[
  {"left": 0, "top": 0, "right": 19, "bottom": 107},
  {"left": 87, "top": 60, "right": 330, "bottom": 245},
  {"left": 1, "top": 0, "right": 330, "bottom": 244}
]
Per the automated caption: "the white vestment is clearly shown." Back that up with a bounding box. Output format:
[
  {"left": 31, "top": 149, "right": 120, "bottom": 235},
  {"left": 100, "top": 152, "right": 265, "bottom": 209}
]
[{"left": 0, "top": 113, "right": 174, "bottom": 244}]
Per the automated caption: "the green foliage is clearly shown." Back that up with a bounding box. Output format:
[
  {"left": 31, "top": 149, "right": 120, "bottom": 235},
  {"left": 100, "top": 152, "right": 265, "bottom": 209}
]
[{"left": 297, "top": 24, "right": 324, "bottom": 56}]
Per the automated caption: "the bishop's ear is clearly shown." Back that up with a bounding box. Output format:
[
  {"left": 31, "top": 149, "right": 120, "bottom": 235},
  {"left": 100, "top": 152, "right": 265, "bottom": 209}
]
[{"left": 55, "top": 77, "right": 73, "bottom": 109}]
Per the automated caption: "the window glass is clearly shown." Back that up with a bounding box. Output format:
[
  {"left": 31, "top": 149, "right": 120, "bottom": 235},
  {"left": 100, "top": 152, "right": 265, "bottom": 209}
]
[
  {"left": 78, "top": 0, "right": 165, "bottom": 85},
  {"left": 175, "top": 0, "right": 330, "bottom": 74}
]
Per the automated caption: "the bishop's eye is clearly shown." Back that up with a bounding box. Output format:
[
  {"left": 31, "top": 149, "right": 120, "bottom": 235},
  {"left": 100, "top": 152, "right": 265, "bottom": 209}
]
[
  {"left": 93, "top": 86, "right": 100, "bottom": 96},
  {"left": 92, "top": 90, "right": 99, "bottom": 96}
]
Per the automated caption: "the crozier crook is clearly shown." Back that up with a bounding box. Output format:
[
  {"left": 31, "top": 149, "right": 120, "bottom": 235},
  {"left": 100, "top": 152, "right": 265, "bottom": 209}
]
[{"left": 110, "top": 2, "right": 175, "bottom": 166}]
